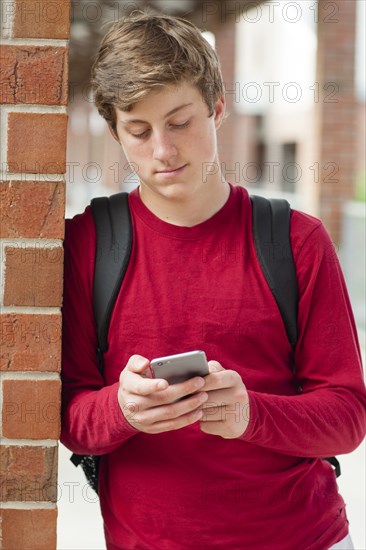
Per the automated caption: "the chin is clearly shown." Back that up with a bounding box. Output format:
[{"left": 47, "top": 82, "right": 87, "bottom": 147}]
[
  {"left": 156, "top": 184, "right": 190, "bottom": 201},
  {"left": 161, "top": 180, "right": 203, "bottom": 201}
]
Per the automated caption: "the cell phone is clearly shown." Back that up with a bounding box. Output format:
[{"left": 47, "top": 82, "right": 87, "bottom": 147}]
[{"left": 149, "top": 350, "right": 209, "bottom": 385}]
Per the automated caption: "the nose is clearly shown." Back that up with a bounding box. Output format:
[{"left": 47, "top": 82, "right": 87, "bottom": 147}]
[{"left": 152, "top": 131, "right": 178, "bottom": 163}]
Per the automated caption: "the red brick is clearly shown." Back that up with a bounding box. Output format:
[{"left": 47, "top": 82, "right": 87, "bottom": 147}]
[
  {"left": 0, "top": 445, "right": 58, "bottom": 501},
  {"left": 0, "top": 313, "right": 61, "bottom": 372},
  {"left": 7, "top": 113, "right": 68, "bottom": 174},
  {"left": 0, "top": 45, "right": 68, "bottom": 105},
  {"left": 0, "top": 508, "right": 57, "bottom": 549},
  {"left": 0, "top": 181, "right": 65, "bottom": 238},
  {"left": 13, "top": 0, "right": 70, "bottom": 39},
  {"left": 3, "top": 245, "right": 63, "bottom": 307},
  {"left": 316, "top": 0, "right": 357, "bottom": 244},
  {"left": 2, "top": 379, "right": 60, "bottom": 439}
]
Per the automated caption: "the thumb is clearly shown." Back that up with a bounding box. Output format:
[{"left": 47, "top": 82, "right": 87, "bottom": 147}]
[
  {"left": 126, "top": 354, "right": 151, "bottom": 374},
  {"left": 208, "top": 360, "right": 224, "bottom": 373}
]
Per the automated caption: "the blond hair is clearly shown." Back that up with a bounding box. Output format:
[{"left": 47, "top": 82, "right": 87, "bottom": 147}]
[{"left": 91, "top": 11, "right": 224, "bottom": 130}]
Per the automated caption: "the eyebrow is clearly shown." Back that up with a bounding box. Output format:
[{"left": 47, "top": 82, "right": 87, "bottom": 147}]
[{"left": 120, "top": 103, "right": 193, "bottom": 125}]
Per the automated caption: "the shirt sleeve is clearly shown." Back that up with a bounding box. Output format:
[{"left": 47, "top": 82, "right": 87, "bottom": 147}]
[
  {"left": 241, "top": 218, "right": 366, "bottom": 457},
  {"left": 60, "top": 209, "right": 137, "bottom": 456}
]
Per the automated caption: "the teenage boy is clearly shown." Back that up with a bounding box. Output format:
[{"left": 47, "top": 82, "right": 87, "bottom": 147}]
[{"left": 61, "top": 12, "right": 366, "bottom": 550}]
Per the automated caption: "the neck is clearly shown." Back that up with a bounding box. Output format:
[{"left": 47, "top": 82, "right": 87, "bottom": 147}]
[{"left": 138, "top": 176, "right": 230, "bottom": 227}]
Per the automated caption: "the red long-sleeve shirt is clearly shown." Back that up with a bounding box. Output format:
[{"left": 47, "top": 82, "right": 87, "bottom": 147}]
[{"left": 61, "top": 184, "right": 366, "bottom": 550}]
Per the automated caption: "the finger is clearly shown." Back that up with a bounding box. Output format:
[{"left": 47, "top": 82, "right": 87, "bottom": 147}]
[
  {"left": 208, "top": 360, "right": 224, "bottom": 373},
  {"left": 149, "top": 376, "right": 206, "bottom": 404},
  {"left": 125, "top": 354, "right": 151, "bottom": 374},
  {"left": 203, "top": 369, "right": 241, "bottom": 392},
  {"left": 143, "top": 407, "right": 204, "bottom": 434},
  {"left": 122, "top": 368, "right": 168, "bottom": 397},
  {"left": 132, "top": 391, "right": 208, "bottom": 426}
]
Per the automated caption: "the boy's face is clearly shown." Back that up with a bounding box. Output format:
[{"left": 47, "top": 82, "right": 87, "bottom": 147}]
[{"left": 112, "top": 82, "right": 225, "bottom": 202}]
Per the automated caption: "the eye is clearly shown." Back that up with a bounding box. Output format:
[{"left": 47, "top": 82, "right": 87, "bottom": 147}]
[
  {"left": 131, "top": 129, "right": 150, "bottom": 139},
  {"left": 129, "top": 119, "right": 190, "bottom": 139},
  {"left": 171, "top": 120, "right": 190, "bottom": 130}
]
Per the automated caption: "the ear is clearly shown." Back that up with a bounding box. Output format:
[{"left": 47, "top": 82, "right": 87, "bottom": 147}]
[
  {"left": 213, "top": 95, "right": 226, "bottom": 130},
  {"left": 108, "top": 124, "right": 120, "bottom": 144}
]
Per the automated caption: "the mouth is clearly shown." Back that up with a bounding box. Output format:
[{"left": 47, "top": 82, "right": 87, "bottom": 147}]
[{"left": 155, "top": 164, "right": 187, "bottom": 175}]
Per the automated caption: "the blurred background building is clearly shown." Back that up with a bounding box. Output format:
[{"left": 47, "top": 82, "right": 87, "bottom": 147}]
[
  {"left": 59, "top": 1, "right": 365, "bottom": 548},
  {"left": 66, "top": 0, "right": 365, "bottom": 324}
]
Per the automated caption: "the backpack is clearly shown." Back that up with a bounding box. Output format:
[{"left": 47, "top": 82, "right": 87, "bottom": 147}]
[{"left": 70, "top": 192, "right": 340, "bottom": 493}]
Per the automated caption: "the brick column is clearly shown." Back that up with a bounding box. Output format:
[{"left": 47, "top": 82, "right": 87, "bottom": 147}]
[
  {"left": 316, "top": 0, "right": 357, "bottom": 244},
  {"left": 214, "top": 16, "right": 237, "bottom": 170},
  {"left": 0, "top": 1, "right": 69, "bottom": 548}
]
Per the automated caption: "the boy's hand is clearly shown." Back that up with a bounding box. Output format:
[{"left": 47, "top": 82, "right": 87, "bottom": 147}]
[
  {"left": 199, "top": 361, "right": 250, "bottom": 439},
  {"left": 118, "top": 355, "right": 208, "bottom": 433}
]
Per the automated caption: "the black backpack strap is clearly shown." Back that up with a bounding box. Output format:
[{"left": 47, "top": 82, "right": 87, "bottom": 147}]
[
  {"left": 324, "top": 456, "right": 341, "bottom": 478},
  {"left": 90, "top": 192, "right": 133, "bottom": 370},
  {"left": 250, "top": 194, "right": 341, "bottom": 477},
  {"left": 250, "top": 195, "right": 298, "bottom": 348},
  {"left": 70, "top": 192, "right": 133, "bottom": 488}
]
